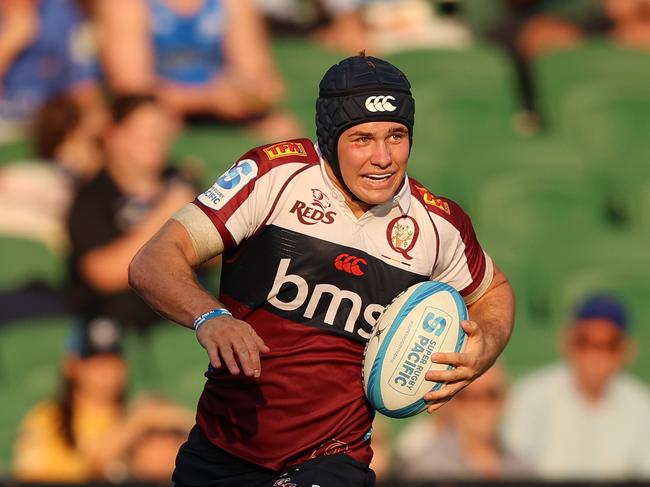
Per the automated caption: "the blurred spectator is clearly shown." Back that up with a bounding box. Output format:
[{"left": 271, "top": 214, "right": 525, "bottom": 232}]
[
  {"left": 488, "top": 0, "right": 650, "bottom": 135},
  {"left": 96, "top": 0, "right": 301, "bottom": 141},
  {"left": 0, "top": 94, "right": 104, "bottom": 254},
  {"left": 12, "top": 318, "right": 193, "bottom": 482},
  {"left": 102, "top": 394, "right": 193, "bottom": 482},
  {"left": 0, "top": 0, "right": 103, "bottom": 143},
  {"left": 12, "top": 318, "right": 128, "bottom": 482},
  {"left": 254, "top": 0, "right": 316, "bottom": 33},
  {"left": 395, "top": 363, "right": 531, "bottom": 480},
  {"left": 486, "top": 0, "right": 586, "bottom": 135},
  {"left": 309, "top": 0, "right": 470, "bottom": 54},
  {"left": 517, "top": 0, "right": 650, "bottom": 59},
  {"left": 312, "top": 0, "right": 371, "bottom": 53},
  {"left": 604, "top": 0, "right": 650, "bottom": 51},
  {"left": 67, "top": 94, "right": 198, "bottom": 334},
  {"left": 125, "top": 419, "right": 191, "bottom": 482},
  {"left": 502, "top": 294, "right": 650, "bottom": 480},
  {"left": 364, "top": 0, "right": 471, "bottom": 54}
]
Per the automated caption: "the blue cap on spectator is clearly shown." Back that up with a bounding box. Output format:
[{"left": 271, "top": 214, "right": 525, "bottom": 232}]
[
  {"left": 68, "top": 317, "right": 123, "bottom": 357},
  {"left": 574, "top": 294, "right": 628, "bottom": 333}
]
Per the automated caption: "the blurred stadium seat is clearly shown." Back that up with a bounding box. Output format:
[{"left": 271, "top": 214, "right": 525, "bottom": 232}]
[
  {"left": 537, "top": 43, "right": 650, "bottom": 233},
  {"left": 473, "top": 168, "right": 606, "bottom": 251},
  {"left": 0, "top": 238, "right": 64, "bottom": 289},
  {"left": 0, "top": 317, "right": 69, "bottom": 465}
]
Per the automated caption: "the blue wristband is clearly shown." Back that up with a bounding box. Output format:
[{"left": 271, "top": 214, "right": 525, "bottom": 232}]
[{"left": 193, "top": 308, "right": 232, "bottom": 332}]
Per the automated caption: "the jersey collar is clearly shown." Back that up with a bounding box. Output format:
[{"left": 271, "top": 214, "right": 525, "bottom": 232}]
[{"left": 314, "top": 142, "right": 411, "bottom": 215}]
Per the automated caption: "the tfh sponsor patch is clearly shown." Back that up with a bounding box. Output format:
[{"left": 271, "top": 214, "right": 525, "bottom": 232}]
[
  {"left": 415, "top": 186, "right": 451, "bottom": 215},
  {"left": 264, "top": 142, "right": 308, "bottom": 160}
]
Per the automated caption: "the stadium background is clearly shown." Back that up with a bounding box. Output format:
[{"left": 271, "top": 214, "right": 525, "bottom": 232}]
[{"left": 1, "top": 2, "right": 649, "bottom": 477}]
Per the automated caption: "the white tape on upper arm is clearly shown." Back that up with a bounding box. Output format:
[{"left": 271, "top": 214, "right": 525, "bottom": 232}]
[
  {"left": 464, "top": 252, "right": 494, "bottom": 306},
  {"left": 171, "top": 204, "right": 224, "bottom": 263}
]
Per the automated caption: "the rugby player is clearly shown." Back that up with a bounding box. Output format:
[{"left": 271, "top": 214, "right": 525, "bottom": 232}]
[{"left": 129, "top": 54, "right": 515, "bottom": 487}]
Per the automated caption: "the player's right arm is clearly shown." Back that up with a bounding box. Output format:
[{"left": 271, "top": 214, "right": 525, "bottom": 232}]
[
  {"left": 128, "top": 210, "right": 269, "bottom": 378},
  {"left": 131, "top": 142, "right": 315, "bottom": 377}
]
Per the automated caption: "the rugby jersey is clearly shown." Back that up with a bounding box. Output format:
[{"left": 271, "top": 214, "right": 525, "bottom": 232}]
[{"left": 192, "top": 138, "right": 493, "bottom": 470}]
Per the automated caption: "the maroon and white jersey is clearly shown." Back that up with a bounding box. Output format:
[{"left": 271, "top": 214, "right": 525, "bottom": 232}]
[{"left": 192, "top": 138, "right": 493, "bottom": 470}]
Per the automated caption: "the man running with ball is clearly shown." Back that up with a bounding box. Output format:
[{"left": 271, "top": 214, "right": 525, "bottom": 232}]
[{"left": 130, "top": 54, "right": 515, "bottom": 487}]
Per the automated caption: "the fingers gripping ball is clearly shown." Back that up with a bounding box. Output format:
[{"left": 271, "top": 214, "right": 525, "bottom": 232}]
[{"left": 363, "top": 281, "right": 468, "bottom": 418}]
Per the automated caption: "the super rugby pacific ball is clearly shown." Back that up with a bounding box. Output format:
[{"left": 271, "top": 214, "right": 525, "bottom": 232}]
[{"left": 363, "top": 281, "right": 468, "bottom": 418}]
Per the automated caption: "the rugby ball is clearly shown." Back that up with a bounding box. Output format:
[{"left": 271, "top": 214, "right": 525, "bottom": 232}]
[{"left": 363, "top": 281, "right": 468, "bottom": 418}]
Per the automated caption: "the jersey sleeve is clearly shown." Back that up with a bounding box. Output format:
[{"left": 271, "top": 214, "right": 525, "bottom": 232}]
[
  {"left": 429, "top": 199, "right": 493, "bottom": 305},
  {"left": 192, "top": 142, "right": 315, "bottom": 251}
]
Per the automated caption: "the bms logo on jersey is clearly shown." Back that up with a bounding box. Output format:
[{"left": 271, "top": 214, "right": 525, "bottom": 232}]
[
  {"left": 198, "top": 159, "right": 258, "bottom": 210},
  {"left": 266, "top": 258, "right": 384, "bottom": 339}
]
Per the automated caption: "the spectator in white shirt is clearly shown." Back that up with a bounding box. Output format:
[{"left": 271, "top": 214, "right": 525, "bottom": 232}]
[{"left": 502, "top": 293, "right": 650, "bottom": 480}]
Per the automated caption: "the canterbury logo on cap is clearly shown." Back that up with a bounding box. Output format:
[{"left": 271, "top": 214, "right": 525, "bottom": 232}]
[{"left": 365, "top": 95, "right": 397, "bottom": 112}]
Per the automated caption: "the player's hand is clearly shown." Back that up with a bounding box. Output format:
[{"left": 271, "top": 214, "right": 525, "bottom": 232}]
[
  {"left": 196, "top": 315, "right": 270, "bottom": 378},
  {"left": 422, "top": 319, "right": 495, "bottom": 413}
]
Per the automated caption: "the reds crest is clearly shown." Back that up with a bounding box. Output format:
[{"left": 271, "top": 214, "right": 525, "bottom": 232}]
[{"left": 289, "top": 188, "right": 336, "bottom": 225}]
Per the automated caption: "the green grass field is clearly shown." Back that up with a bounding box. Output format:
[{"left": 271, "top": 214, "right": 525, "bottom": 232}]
[{"left": 1, "top": 37, "right": 649, "bottom": 471}]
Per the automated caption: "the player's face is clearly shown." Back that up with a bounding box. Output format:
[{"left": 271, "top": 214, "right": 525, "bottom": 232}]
[{"left": 335, "top": 121, "right": 410, "bottom": 210}]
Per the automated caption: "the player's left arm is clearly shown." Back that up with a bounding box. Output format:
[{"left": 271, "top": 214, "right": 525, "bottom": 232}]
[{"left": 423, "top": 264, "right": 515, "bottom": 412}]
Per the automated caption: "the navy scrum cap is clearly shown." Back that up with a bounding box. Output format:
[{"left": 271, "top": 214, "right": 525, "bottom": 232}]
[
  {"left": 316, "top": 54, "right": 415, "bottom": 192},
  {"left": 574, "top": 293, "right": 629, "bottom": 333}
]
